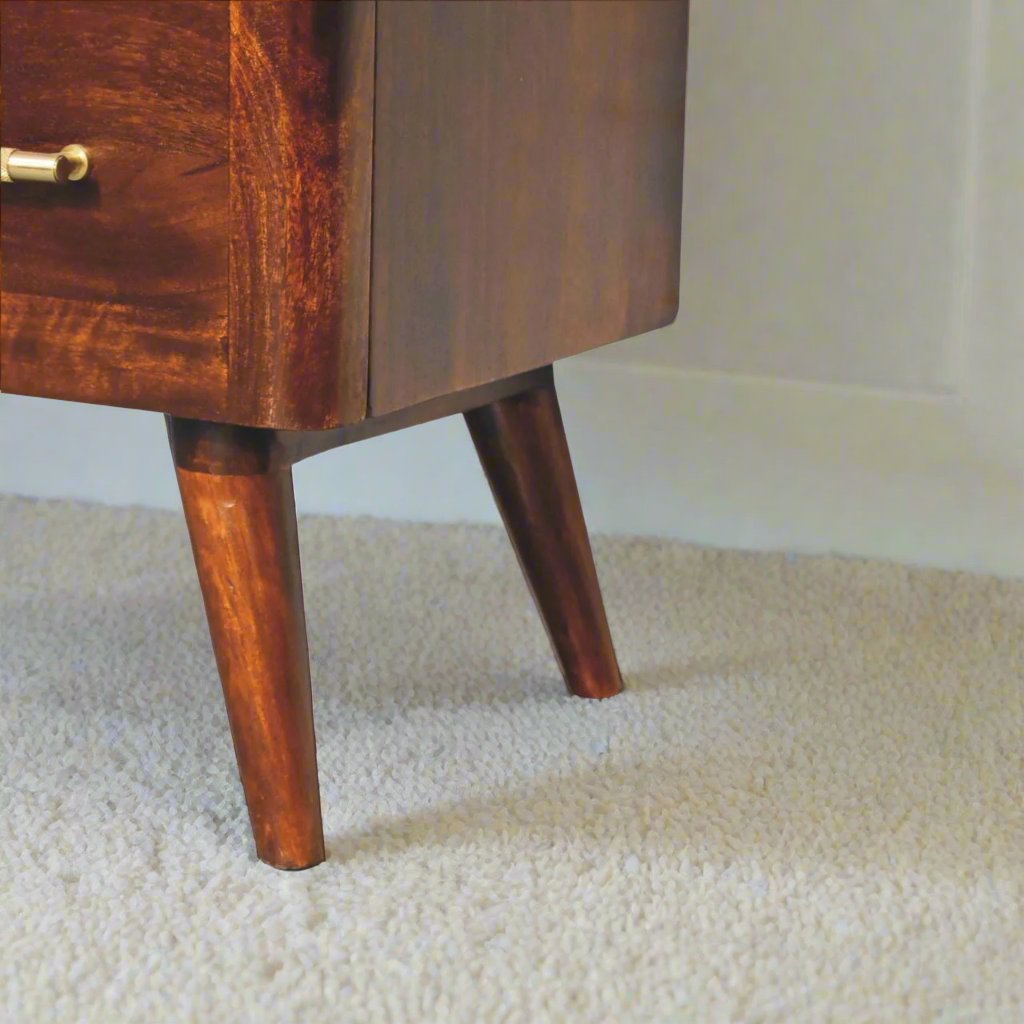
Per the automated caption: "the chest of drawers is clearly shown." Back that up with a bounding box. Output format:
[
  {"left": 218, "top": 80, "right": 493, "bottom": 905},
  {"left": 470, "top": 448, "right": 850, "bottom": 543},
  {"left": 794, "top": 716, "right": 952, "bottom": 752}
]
[{"left": 1, "top": 0, "right": 688, "bottom": 868}]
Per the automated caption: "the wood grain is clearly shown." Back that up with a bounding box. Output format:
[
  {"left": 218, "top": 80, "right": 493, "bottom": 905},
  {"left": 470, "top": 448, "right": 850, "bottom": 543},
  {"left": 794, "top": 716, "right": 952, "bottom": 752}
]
[
  {"left": 1, "top": 0, "right": 228, "bottom": 154},
  {"left": 168, "top": 367, "right": 552, "bottom": 475},
  {"left": 0, "top": 0, "right": 230, "bottom": 414},
  {"left": 465, "top": 369, "right": 624, "bottom": 700},
  {"left": 370, "top": 0, "right": 689, "bottom": 414},
  {"left": 2, "top": 293, "right": 226, "bottom": 418},
  {"left": 172, "top": 420, "right": 324, "bottom": 870},
  {"left": 228, "top": 0, "right": 375, "bottom": 430}
]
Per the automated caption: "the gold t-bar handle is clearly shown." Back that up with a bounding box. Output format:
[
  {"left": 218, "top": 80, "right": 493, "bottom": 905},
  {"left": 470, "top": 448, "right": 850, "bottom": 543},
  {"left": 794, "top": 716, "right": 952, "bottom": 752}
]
[{"left": 0, "top": 144, "right": 90, "bottom": 184}]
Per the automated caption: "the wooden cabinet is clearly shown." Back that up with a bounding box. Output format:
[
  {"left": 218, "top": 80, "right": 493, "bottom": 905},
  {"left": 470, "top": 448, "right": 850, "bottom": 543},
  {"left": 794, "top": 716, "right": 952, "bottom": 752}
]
[
  {"left": 1, "top": 0, "right": 688, "bottom": 868},
  {"left": 2, "top": 0, "right": 686, "bottom": 428}
]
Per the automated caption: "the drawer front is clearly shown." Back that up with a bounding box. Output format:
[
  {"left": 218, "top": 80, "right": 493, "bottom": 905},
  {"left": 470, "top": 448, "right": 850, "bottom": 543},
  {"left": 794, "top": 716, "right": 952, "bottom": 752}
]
[{"left": 0, "top": 0, "right": 230, "bottom": 419}]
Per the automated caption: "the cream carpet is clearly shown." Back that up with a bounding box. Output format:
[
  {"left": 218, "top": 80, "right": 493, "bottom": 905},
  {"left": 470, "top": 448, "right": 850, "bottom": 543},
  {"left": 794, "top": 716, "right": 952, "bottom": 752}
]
[{"left": 1, "top": 494, "right": 1022, "bottom": 1023}]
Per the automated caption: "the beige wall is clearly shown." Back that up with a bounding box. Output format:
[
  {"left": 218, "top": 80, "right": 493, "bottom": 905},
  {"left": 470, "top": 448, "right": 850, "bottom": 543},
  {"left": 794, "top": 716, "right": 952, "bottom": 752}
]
[
  {"left": 605, "top": 0, "right": 974, "bottom": 393},
  {"left": 2, "top": 0, "right": 1022, "bottom": 575}
]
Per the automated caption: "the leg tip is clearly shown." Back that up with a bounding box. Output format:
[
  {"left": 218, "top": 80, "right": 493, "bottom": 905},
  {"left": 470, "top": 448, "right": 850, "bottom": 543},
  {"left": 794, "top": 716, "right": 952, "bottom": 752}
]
[
  {"left": 257, "top": 843, "right": 326, "bottom": 871},
  {"left": 567, "top": 672, "right": 624, "bottom": 700},
  {"left": 254, "top": 828, "right": 326, "bottom": 870}
]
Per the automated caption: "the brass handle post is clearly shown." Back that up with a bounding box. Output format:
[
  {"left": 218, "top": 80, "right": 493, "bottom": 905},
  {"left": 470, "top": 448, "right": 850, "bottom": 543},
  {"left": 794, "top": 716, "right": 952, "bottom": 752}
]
[{"left": 0, "top": 145, "right": 91, "bottom": 184}]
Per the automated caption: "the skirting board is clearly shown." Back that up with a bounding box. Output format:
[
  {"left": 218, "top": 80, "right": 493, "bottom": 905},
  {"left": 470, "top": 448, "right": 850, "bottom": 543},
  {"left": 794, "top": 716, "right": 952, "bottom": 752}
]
[
  {"left": 1, "top": 355, "right": 1021, "bottom": 577},
  {"left": 557, "top": 357, "right": 1023, "bottom": 579}
]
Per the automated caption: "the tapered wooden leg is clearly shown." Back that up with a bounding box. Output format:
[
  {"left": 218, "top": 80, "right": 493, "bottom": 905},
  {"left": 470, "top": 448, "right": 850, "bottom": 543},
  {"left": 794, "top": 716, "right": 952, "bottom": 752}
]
[
  {"left": 168, "top": 418, "right": 324, "bottom": 869},
  {"left": 464, "top": 369, "right": 623, "bottom": 699}
]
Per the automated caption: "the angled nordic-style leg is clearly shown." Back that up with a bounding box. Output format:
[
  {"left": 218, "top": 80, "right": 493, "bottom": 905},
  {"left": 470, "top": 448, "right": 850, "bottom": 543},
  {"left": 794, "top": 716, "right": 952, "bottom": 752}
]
[
  {"left": 162, "top": 365, "right": 618, "bottom": 869},
  {"left": 168, "top": 418, "right": 324, "bottom": 870},
  {"left": 464, "top": 368, "right": 624, "bottom": 699}
]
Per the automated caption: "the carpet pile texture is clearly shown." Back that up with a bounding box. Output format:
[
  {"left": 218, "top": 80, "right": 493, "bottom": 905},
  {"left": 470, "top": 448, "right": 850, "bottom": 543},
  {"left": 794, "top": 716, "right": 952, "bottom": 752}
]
[{"left": 1, "top": 495, "right": 1022, "bottom": 1022}]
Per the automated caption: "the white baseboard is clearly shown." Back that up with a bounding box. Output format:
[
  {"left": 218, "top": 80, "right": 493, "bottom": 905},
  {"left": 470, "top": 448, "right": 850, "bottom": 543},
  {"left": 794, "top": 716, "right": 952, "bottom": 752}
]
[
  {"left": 558, "top": 356, "right": 1023, "bottom": 577},
  {"left": 2, "top": 355, "right": 1021, "bottom": 577}
]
